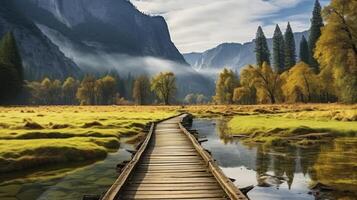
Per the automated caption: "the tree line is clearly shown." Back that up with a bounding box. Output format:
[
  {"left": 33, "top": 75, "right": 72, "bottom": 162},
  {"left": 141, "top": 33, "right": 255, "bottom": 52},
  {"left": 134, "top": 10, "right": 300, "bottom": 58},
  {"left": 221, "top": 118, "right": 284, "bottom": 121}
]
[
  {"left": 215, "top": 0, "right": 356, "bottom": 104},
  {"left": 23, "top": 72, "right": 180, "bottom": 105}
]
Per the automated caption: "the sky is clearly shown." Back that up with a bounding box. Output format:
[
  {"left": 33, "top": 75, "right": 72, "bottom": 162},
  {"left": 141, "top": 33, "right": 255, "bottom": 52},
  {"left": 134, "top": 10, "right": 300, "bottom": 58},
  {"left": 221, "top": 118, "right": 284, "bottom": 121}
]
[{"left": 130, "top": 0, "right": 329, "bottom": 53}]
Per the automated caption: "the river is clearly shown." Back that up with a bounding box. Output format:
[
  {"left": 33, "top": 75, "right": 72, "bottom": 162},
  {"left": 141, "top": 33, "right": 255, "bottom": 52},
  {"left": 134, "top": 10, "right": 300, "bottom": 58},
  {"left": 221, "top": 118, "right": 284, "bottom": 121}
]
[{"left": 192, "top": 118, "right": 357, "bottom": 200}]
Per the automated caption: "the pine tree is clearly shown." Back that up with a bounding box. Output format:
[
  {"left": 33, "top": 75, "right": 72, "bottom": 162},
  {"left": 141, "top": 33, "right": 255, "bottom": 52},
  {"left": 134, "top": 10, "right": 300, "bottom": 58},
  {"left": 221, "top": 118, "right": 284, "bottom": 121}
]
[
  {"left": 284, "top": 22, "right": 296, "bottom": 70},
  {"left": 308, "top": 0, "right": 324, "bottom": 72},
  {"left": 0, "top": 32, "right": 23, "bottom": 82},
  {"left": 272, "top": 25, "right": 285, "bottom": 73},
  {"left": 0, "top": 32, "right": 23, "bottom": 104},
  {"left": 299, "top": 35, "right": 309, "bottom": 64},
  {"left": 255, "top": 26, "right": 270, "bottom": 67}
]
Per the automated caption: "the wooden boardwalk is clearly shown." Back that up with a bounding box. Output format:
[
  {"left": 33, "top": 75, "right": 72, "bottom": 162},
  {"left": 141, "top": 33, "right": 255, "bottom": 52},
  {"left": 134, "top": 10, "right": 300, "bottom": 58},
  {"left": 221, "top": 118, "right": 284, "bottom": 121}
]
[{"left": 101, "top": 114, "right": 247, "bottom": 200}]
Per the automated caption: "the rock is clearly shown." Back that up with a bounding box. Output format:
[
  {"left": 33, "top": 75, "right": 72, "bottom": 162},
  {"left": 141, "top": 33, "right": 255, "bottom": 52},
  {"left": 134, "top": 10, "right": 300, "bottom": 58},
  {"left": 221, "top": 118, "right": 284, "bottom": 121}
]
[{"left": 240, "top": 185, "right": 254, "bottom": 195}]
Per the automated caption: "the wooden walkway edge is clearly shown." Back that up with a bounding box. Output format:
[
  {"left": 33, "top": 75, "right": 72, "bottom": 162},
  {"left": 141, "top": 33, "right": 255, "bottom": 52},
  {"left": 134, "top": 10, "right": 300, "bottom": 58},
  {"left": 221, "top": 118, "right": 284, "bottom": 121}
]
[{"left": 101, "top": 114, "right": 248, "bottom": 200}]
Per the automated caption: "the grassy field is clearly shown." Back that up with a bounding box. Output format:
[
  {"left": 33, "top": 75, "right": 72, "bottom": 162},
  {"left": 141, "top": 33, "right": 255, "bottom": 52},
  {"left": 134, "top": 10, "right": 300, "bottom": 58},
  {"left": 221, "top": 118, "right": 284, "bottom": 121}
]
[
  {"left": 0, "top": 106, "right": 177, "bottom": 173},
  {"left": 0, "top": 104, "right": 355, "bottom": 173},
  {"left": 184, "top": 104, "right": 357, "bottom": 146}
]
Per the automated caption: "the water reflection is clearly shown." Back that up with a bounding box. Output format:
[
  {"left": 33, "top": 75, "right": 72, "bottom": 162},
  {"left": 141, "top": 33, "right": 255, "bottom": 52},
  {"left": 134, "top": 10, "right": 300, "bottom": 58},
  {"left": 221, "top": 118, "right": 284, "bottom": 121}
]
[
  {"left": 192, "top": 118, "right": 357, "bottom": 200},
  {"left": 0, "top": 145, "right": 133, "bottom": 200}
]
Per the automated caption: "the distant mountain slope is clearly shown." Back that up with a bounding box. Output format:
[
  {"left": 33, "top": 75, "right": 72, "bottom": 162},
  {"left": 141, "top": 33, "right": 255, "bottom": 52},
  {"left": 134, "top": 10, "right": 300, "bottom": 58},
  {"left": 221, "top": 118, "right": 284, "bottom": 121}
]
[
  {"left": 0, "top": 0, "right": 81, "bottom": 79},
  {"left": 184, "top": 31, "right": 308, "bottom": 76},
  {"left": 15, "top": 0, "right": 187, "bottom": 66}
]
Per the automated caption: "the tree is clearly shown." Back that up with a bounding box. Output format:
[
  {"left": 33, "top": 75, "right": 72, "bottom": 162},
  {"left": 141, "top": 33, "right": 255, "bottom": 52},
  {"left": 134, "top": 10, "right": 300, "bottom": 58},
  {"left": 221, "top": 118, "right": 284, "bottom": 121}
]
[
  {"left": 196, "top": 94, "right": 208, "bottom": 104},
  {"left": 315, "top": 0, "right": 357, "bottom": 103},
  {"left": 0, "top": 32, "right": 23, "bottom": 83},
  {"left": 213, "top": 68, "right": 240, "bottom": 104},
  {"left": 76, "top": 75, "right": 96, "bottom": 105},
  {"left": 241, "top": 63, "right": 282, "bottom": 104},
  {"left": 51, "top": 79, "right": 62, "bottom": 104},
  {"left": 184, "top": 93, "right": 197, "bottom": 105},
  {"left": 299, "top": 35, "right": 309, "bottom": 64},
  {"left": 95, "top": 75, "right": 117, "bottom": 105},
  {"left": 133, "top": 75, "right": 151, "bottom": 105},
  {"left": 0, "top": 32, "right": 23, "bottom": 103},
  {"left": 284, "top": 23, "right": 296, "bottom": 70},
  {"left": 308, "top": 0, "right": 324, "bottom": 72},
  {"left": 273, "top": 25, "right": 285, "bottom": 73},
  {"left": 281, "top": 62, "right": 318, "bottom": 103},
  {"left": 151, "top": 72, "right": 177, "bottom": 105},
  {"left": 0, "top": 63, "right": 20, "bottom": 104},
  {"left": 255, "top": 26, "right": 270, "bottom": 66},
  {"left": 234, "top": 66, "right": 258, "bottom": 104},
  {"left": 62, "top": 77, "right": 79, "bottom": 105},
  {"left": 233, "top": 87, "right": 257, "bottom": 105}
]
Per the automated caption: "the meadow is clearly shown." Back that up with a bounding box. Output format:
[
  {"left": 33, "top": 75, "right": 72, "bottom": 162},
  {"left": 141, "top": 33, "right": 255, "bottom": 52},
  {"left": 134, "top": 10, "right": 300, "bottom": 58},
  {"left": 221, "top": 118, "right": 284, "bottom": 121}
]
[
  {"left": 184, "top": 104, "right": 357, "bottom": 146},
  {"left": 0, "top": 104, "right": 356, "bottom": 173},
  {"left": 0, "top": 106, "right": 177, "bottom": 173}
]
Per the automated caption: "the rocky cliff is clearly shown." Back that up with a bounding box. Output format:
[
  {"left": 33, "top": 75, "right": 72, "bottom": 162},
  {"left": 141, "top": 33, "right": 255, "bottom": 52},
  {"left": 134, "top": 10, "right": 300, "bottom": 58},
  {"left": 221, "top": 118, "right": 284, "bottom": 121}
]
[{"left": 0, "top": 0, "right": 81, "bottom": 79}]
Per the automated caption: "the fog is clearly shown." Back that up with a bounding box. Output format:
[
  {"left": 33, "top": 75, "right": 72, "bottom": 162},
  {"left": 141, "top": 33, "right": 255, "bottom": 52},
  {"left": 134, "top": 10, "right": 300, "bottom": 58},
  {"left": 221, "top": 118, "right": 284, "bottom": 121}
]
[{"left": 37, "top": 23, "right": 195, "bottom": 77}]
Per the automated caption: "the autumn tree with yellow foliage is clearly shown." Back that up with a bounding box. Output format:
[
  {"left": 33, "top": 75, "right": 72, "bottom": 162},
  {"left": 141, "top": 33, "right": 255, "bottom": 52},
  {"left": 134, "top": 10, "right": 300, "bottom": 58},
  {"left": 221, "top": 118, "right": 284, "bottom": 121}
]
[
  {"left": 238, "top": 63, "right": 283, "bottom": 104},
  {"left": 214, "top": 68, "right": 240, "bottom": 104},
  {"left": 281, "top": 62, "right": 319, "bottom": 103},
  {"left": 315, "top": 0, "right": 357, "bottom": 103}
]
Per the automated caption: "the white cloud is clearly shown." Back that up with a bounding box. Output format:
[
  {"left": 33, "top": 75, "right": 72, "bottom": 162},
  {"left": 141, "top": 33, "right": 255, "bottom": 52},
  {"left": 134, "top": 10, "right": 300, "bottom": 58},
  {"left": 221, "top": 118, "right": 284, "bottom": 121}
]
[{"left": 131, "top": 0, "right": 315, "bottom": 53}]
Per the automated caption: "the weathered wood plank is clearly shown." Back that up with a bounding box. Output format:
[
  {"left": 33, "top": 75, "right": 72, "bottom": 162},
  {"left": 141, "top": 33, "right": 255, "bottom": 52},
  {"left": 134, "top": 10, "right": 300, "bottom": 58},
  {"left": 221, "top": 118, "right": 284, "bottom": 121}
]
[{"left": 119, "top": 193, "right": 227, "bottom": 199}]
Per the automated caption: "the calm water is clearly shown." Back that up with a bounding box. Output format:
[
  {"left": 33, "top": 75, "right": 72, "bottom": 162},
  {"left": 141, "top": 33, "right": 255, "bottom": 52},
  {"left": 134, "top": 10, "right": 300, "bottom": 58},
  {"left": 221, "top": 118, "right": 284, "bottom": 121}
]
[
  {"left": 192, "top": 118, "right": 357, "bottom": 200},
  {"left": 0, "top": 144, "right": 133, "bottom": 200}
]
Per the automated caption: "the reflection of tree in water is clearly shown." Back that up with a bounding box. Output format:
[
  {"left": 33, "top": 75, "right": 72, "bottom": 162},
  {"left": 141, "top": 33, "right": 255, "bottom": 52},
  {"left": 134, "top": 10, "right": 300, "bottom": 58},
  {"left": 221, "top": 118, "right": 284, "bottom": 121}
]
[
  {"left": 255, "top": 145, "right": 271, "bottom": 186},
  {"left": 255, "top": 145, "right": 305, "bottom": 189},
  {"left": 298, "top": 145, "right": 321, "bottom": 178},
  {"left": 215, "top": 118, "right": 236, "bottom": 144},
  {"left": 270, "top": 146, "right": 298, "bottom": 189},
  {"left": 311, "top": 138, "right": 357, "bottom": 194}
]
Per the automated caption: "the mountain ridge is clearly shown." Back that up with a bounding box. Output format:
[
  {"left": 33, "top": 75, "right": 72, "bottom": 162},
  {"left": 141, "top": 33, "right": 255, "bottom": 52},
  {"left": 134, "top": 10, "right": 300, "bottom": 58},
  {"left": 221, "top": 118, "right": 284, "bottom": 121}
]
[{"left": 184, "top": 31, "right": 309, "bottom": 76}]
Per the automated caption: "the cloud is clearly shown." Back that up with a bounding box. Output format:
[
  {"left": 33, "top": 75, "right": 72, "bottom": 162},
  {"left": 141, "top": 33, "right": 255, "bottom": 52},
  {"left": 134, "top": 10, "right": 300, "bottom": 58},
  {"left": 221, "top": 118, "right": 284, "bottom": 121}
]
[{"left": 131, "top": 0, "right": 318, "bottom": 53}]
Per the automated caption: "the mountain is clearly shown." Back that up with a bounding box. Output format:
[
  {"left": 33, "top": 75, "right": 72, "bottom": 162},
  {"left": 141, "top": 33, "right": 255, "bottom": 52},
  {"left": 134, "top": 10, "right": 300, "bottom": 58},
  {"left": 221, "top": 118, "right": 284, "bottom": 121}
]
[
  {"left": 184, "top": 31, "right": 309, "bottom": 77},
  {"left": 14, "top": 0, "right": 187, "bottom": 69},
  {"left": 0, "top": 0, "right": 81, "bottom": 79},
  {"left": 0, "top": 0, "right": 212, "bottom": 96}
]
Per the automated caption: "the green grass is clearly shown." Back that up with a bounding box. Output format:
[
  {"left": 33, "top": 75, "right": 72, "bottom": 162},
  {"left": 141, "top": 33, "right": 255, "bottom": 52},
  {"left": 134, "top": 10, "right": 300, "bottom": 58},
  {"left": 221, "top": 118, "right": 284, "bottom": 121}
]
[
  {"left": 228, "top": 114, "right": 357, "bottom": 145},
  {"left": 0, "top": 106, "right": 177, "bottom": 172}
]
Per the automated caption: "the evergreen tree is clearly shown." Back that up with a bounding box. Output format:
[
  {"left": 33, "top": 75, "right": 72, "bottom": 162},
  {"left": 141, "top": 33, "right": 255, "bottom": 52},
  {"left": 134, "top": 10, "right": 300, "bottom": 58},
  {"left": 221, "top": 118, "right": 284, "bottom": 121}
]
[
  {"left": 284, "top": 23, "right": 296, "bottom": 70},
  {"left": 308, "top": 0, "right": 324, "bottom": 72},
  {"left": 0, "top": 32, "right": 23, "bottom": 83},
  {"left": 299, "top": 35, "right": 309, "bottom": 64},
  {"left": 0, "top": 32, "right": 23, "bottom": 104},
  {"left": 272, "top": 25, "right": 285, "bottom": 73},
  {"left": 255, "top": 26, "right": 270, "bottom": 66}
]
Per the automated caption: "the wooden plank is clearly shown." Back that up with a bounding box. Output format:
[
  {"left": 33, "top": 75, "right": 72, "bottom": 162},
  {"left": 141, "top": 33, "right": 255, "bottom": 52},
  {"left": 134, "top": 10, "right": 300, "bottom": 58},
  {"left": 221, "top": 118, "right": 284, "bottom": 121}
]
[
  {"left": 119, "top": 193, "right": 227, "bottom": 199},
  {"left": 123, "top": 190, "right": 225, "bottom": 195},
  {"left": 129, "top": 178, "right": 219, "bottom": 183}
]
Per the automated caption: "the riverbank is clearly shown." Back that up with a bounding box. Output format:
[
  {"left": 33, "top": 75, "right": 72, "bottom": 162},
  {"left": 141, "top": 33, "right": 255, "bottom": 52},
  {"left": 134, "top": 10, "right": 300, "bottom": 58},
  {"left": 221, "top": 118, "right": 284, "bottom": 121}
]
[
  {"left": 0, "top": 106, "right": 177, "bottom": 173},
  {"left": 184, "top": 104, "right": 357, "bottom": 147}
]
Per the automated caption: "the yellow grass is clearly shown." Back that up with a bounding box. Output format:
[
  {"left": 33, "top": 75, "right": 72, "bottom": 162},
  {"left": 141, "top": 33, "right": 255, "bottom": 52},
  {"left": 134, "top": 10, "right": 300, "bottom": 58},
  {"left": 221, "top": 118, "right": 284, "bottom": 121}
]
[{"left": 0, "top": 106, "right": 177, "bottom": 172}]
